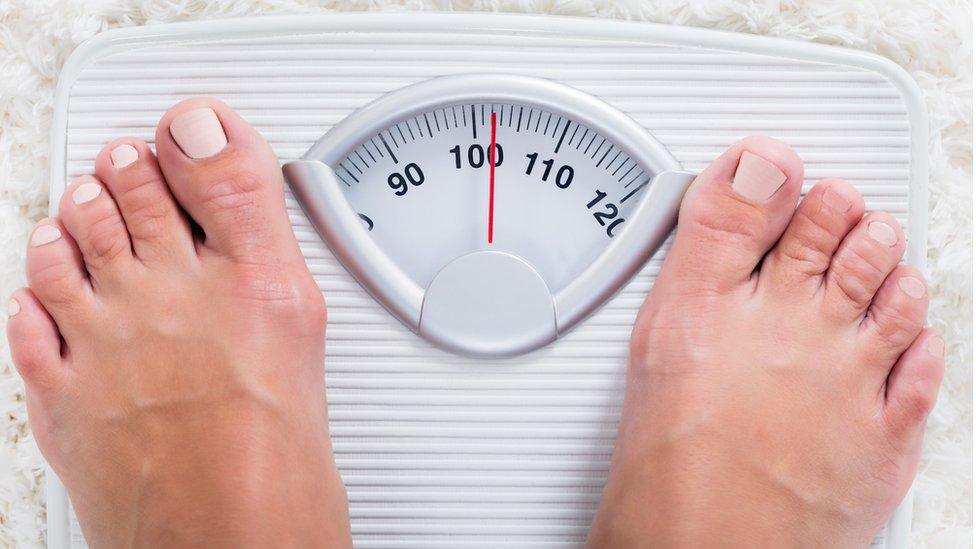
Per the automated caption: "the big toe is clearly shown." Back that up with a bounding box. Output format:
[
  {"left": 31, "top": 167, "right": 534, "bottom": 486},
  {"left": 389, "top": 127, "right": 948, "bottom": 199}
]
[
  {"left": 658, "top": 136, "right": 804, "bottom": 293},
  {"left": 154, "top": 98, "right": 300, "bottom": 261}
]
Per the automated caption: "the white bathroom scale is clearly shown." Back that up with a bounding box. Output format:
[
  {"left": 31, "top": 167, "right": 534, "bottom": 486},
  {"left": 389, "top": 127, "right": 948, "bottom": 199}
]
[{"left": 47, "top": 13, "right": 927, "bottom": 548}]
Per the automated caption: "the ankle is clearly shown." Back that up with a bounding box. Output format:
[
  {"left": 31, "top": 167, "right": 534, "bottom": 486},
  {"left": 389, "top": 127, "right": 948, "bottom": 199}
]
[{"left": 131, "top": 435, "right": 346, "bottom": 547}]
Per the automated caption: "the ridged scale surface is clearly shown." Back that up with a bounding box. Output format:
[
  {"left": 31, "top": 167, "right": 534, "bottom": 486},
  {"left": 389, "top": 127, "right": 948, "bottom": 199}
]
[{"left": 59, "top": 26, "right": 911, "bottom": 548}]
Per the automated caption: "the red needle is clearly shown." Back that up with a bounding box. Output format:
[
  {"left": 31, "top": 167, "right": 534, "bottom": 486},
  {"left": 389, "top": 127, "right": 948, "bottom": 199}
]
[{"left": 488, "top": 111, "right": 497, "bottom": 244}]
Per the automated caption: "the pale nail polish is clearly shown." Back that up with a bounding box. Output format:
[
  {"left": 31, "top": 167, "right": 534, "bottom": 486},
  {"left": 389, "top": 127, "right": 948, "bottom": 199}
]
[
  {"left": 731, "top": 151, "right": 787, "bottom": 202},
  {"left": 31, "top": 225, "right": 62, "bottom": 247},
  {"left": 927, "top": 335, "right": 945, "bottom": 358},
  {"left": 7, "top": 298, "right": 20, "bottom": 317},
  {"left": 898, "top": 277, "right": 926, "bottom": 299},
  {"left": 110, "top": 144, "right": 138, "bottom": 168},
  {"left": 822, "top": 187, "right": 852, "bottom": 212},
  {"left": 169, "top": 107, "right": 227, "bottom": 159},
  {"left": 868, "top": 221, "right": 898, "bottom": 247},
  {"left": 72, "top": 181, "right": 102, "bottom": 204}
]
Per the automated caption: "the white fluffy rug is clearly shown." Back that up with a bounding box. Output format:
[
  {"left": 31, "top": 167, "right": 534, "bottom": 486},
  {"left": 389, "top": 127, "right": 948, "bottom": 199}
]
[{"left": 0, "top": 0, "right": 971, "bottom": 547}]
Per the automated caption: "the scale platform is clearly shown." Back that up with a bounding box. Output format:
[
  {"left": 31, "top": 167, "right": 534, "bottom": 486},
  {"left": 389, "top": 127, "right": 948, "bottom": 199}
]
[{"left": 48, "top": 14, "right": 926, "bottom": 548}]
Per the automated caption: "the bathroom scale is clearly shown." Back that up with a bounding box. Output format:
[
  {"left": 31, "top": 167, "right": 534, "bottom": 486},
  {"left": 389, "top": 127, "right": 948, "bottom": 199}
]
[{"left": 47, "top": 13, "right": 927, "bottom": 548}]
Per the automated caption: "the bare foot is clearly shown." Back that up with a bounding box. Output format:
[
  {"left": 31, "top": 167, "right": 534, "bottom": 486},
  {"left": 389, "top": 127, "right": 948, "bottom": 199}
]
[
  {"left": 7, "top": 99, "right": 350, "bottom": 547},
  {"left": 588, "top": 138, "right": 944, "bottom": 548}
]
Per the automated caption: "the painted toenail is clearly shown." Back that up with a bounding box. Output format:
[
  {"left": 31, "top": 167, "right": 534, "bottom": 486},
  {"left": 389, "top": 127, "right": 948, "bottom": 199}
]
[
  {"left": 170, "top": 107, "right": 227, "bottom": 159},
  {"left": 867, "top": 221, "right": 898, "bottom": 247},
  {"left": 7, "top": 298, "right": 20, "bottom": 317},
  {"left": 822, "top": 187, "right": 852, "bottom": 212},
  {"left": 72, "top": 181, "right": 102, "bottom": 204},
  {"left": 31, "top": 224, "right": 62, "bottom": 247},
  {"left": 731, "top": 151, "right": 787, "bottom": 202},
  {"left": 110, "top": 144, "right": 139, "bottom": 168},
  {"left": 897, "top": 277, "right": 926, "bottom": 299},
  {"left": 927, "top": 335, "right": 945, "bottom": 358}
]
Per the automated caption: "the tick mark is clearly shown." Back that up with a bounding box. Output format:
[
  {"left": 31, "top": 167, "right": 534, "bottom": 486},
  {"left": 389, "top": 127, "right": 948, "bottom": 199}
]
[
  {"left": 554, "top": 120, "right": 570, "bottom": 153},
  {"left": 618, "top": 164, "right": 637, "bottom": 182},
  {"left": 568, "top": 124, "right": 581, "bottom": 149},
  {"left": 611, "top": 156, "right": 629, "bottom": 176},
  {"left": 347, "top": 155, "right": 364, "bottom": 173},
  {"left": 355, "top": 151, "right": 369, "bottom": 169},
  {"left": 624, "top": 171, "right": 643, "bottom": 188},
  {"left": 551, "top": 116, "right": 562, "bottom": 138},
  {"left": 471, "top": 104, "right": 478, "bottom": 139},
  {"left": 620, "top": 179, "right": 649, "bottom": 203},
  {"left": 335, "top": 171, "right": 353, "bottom": 187},
  {"left": 584, "top": 133, "right": 599, "bottom": 154},
  {"left": 339, "top": 164, "right": 360, "bottom": 183},
  {"left": 363, "top": 143, "right": 377, "bottom": 162},
  {"left": 575, "top": 129, "right": 589, "bottom": 149},
  {"left": 380, "top": 134, "right": 398, "bottom": 164}
]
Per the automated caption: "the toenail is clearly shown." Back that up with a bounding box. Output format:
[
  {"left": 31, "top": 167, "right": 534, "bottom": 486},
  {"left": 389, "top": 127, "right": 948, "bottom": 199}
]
[
  {"left": 822, "top": 187, "right": 852, "bottom": 213},
  {"left": 731, "top": 151, "right": 787, "bottom": 202},
  {"left": 169, "top": 107, "right": 227, "bottom": 159},
  {"left": 110, "top": 144, "right": 139, "bottom": 168},
  {"left": 927, "top": 335, "right": 945, "bottom": 358},
  {"left": 31, "top": 225, "right": 62, "bottom": 247},
  {"left": 867, "top": 221, "right": 898, "bottom": 247},
  {"left": 7, "top": 298, "right": 20, "bottom": 317},
  {"left": 72, "top": 181, "right": 102, "bottom": 204},
  {"left": 897, "top": 277, "right": 926, "bottom": 299}
]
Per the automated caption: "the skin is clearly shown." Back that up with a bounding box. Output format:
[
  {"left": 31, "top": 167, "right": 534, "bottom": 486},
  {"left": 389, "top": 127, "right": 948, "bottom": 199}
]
[
  {"left": 588, "top": 138, "right": 944, "bottom": 548},
  {"left": 8, "top": 99, "right": 351, "bottom": 548},
  {"left": 6, "top": 101, "right": 942, "bottom": 548}
]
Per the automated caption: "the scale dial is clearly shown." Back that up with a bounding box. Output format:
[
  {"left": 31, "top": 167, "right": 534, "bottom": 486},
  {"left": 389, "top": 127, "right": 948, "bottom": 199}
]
[
  {"left": 284, "top": 75, "right": 695, "bottom": 357},
  {"left": 337, "top": 102, "right": 653, "bottom": 293}
]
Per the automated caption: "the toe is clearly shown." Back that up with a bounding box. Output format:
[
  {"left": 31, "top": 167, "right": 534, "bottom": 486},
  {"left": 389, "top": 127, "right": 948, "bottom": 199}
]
[
  {"left": 659, "top": 136, "right": 804, "bottom": 293},
  {"left": 25, "top": 219, "right": 93, "bottom": 325},
  {"left": 94, "top": 138, "right": 193, "bottom": 262},
  {"left": 153, "top": 97, "right": 298, "bottom": 260},
  {"left": 824, "top": 212, "right": 906, "bottom": 318},
  {"left": 762, "top": 179, "right": 865, "bottom": 289},
  {"left": 6, "top": 288, "right": 67, "bottom": 391},
  {"left": 59, "top": 175, "right": 135, "bottom": 283},
  {"left": 859, "top": 265, "right": 928, "bottom": 367},
  {"left": 883, "top": 329, "right": 944, "bottom": 439}
]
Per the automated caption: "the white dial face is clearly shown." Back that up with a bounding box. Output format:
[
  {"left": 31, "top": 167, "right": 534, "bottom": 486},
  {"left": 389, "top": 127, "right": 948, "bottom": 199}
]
[{"left": 336, "top": 103, "right": 652, "bottom": 293}]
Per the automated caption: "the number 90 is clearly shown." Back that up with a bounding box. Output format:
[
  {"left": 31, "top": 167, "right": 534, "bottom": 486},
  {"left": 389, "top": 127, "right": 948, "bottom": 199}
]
[{"left": 388, "top": 163, "right": 425, "bottom": 196}]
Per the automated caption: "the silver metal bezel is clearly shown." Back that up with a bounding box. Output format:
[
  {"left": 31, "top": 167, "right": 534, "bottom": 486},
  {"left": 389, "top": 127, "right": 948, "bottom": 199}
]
[{"left": 285, "top": 74, "right": 695, "bottom": 356}]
